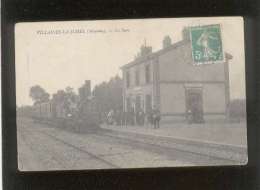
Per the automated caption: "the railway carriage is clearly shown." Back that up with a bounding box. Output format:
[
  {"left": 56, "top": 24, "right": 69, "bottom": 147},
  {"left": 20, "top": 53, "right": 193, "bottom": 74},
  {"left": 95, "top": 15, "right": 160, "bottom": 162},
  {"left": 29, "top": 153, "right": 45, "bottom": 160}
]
[
  {"left": 31, "top": 97, "right": 100, "bottom": 133},
  {"left": 32, "top": 102, "right": 52, "bottom": 120}
]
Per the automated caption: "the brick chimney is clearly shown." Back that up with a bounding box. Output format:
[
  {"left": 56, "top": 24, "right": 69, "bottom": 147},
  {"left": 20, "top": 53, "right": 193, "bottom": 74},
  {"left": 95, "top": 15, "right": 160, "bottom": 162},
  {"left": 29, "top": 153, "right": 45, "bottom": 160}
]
[
  {"left": 162, "top": 35, "right": 172, "bottom": 49},
  {"left": 84, "top": 80, "right": 91, "bottom": 97},
  {"left": 182, "top": 27, "right": 190, "bottom": 40}
]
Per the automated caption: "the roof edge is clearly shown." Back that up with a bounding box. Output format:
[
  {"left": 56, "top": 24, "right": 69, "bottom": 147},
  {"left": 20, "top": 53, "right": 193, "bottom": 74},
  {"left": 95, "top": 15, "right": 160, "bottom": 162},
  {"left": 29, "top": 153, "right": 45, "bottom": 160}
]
[{"left": 120, "top": 39, "right": 190, "bottom": 70}]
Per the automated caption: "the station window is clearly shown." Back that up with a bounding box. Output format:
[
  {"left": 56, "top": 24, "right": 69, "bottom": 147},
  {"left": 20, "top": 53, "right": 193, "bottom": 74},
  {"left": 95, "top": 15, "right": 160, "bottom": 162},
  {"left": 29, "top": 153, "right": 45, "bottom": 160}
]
[
  {"left": 145, "top": 64, "right": 151, "bottom": 83},
  {"left": 135, "top": 68, "right": 140, "bottom": 86},
  {"left": 126, "top": 71, "right": 130, "bottom": 88},
  {"left": 145, "top": 94, "right": 152, "bottom": 113},
  {"left": 126, "top": 98, "right": 131, "bottom": 112}
]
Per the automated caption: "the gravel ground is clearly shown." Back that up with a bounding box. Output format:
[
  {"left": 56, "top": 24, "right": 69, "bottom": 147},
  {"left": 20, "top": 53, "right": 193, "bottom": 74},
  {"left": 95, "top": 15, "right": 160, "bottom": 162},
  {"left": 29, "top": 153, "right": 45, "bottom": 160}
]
[{"left": 17, "top": 118, "right": 194, "bottom": 171}]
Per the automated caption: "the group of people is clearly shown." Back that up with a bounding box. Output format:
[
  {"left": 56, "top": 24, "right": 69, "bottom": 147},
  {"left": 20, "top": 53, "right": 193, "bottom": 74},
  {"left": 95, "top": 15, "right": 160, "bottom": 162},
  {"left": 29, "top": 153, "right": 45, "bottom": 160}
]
[{"left": 106, "top": 108, "right": 161, "bottom": 129}]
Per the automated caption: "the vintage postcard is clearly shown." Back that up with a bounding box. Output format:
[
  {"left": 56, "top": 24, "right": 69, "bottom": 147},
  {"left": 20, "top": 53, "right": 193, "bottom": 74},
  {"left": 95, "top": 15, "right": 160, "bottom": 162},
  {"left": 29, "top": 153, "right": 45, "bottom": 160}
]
[{"left": 15, "top": 17, "right": 247, "bottom": 171}]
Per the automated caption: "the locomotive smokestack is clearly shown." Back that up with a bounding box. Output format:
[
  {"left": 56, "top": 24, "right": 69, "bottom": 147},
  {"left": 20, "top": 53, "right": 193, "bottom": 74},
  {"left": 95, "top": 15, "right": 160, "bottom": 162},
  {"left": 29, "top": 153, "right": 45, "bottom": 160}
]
[
  {"left": 84, "top": 80, "right": 91, "bottom": 97},
  {"left": 79, "top": 80, "right": 91, "bottom": 101}
]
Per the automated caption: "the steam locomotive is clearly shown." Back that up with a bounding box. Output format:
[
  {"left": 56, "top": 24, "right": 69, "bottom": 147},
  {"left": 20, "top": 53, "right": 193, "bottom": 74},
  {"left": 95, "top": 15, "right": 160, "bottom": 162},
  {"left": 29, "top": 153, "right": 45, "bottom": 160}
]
[{"left": 31, "top": 81, "right": 100, "bottom": 133}]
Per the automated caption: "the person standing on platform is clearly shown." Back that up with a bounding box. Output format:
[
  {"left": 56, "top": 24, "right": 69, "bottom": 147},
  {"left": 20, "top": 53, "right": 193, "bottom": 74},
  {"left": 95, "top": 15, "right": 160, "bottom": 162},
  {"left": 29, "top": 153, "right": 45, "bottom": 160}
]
[
  {"left": 139, "top": 108, "right": 145, "bottom": 126},
  {"left": 153, "top": 108, "right": 161, "bottom": 129},
  {"left": 147, "top": 110, "right": 153, "bottom": 128}
]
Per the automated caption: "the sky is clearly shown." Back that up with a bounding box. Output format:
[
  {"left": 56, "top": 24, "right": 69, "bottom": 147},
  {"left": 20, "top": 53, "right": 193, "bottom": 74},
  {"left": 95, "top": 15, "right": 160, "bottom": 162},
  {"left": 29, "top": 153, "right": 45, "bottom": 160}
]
[{"left": 15, "top": 17, "right": 245, "bottom": 106}]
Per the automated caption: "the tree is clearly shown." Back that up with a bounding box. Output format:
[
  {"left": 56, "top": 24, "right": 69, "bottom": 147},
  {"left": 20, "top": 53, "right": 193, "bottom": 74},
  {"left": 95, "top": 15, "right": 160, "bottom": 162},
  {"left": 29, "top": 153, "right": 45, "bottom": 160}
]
[
  {"left": 29, "top": 85, "right": 50, "bottom": 105},
  {"left": 65, "top": 86, "right": 78, "bottom": 103},
  {"left": 65, "top": 86, "right": 73, "bottom": 94},
  {"left": 52, "top": 87, "right": 79, "bottom": 117},
  {"left": 92, "top": 75, "right": 123, "bottom": 116},
  {"left": 52, "top": 87, "right": 78, "bottom": 105},
  {"left": 52, "top": 90, "right": 66, "bottom": 104}
]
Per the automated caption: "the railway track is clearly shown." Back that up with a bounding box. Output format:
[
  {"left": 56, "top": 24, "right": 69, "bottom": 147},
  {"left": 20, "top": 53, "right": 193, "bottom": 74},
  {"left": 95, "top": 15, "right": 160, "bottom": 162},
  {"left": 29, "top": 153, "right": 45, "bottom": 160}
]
[
  {"left": 18, "top": 119, "right": 120, "bottom": 170},
  {"left": 18, "top": 126, "right": 75, "bottom": 170},
  {"left": 38, "top": 129, "right": 224, "bottom": 167},
  {"left": 40, "top": 131, "right": 120, "bottom": 168},
  {"left": 19, "top": 118, "right": 247, "bottom": 168},
  {"left": 42, "top": 126, "right": 246, "bottom": 166},
  {"left": 93, "top": 130, "right": 245, "bottom": 166}
]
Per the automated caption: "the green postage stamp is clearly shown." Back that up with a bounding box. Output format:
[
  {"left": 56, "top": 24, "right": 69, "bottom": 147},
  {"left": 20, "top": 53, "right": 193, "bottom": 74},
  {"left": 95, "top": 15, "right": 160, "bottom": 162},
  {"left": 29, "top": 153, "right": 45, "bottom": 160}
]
[{"left": 190, "top": 24, "right": 224, "bottom": 65}]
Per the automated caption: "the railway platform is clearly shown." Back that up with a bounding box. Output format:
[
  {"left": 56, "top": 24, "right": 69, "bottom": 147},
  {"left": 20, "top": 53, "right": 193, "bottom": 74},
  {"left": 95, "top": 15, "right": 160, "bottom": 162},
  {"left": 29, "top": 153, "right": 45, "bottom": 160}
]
[
  {"left": 101, "top": 122, "right": 247, "bottom": 148},
  {"left": 100, "top": 122, "right": 248, "bottom": 164}
]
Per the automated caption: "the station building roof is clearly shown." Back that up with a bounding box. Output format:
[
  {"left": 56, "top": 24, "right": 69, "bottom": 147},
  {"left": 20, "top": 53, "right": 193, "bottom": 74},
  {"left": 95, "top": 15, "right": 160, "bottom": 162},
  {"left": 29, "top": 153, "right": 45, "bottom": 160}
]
[{"left": 120, "top": 39, "right": 232, "bottom": 70}]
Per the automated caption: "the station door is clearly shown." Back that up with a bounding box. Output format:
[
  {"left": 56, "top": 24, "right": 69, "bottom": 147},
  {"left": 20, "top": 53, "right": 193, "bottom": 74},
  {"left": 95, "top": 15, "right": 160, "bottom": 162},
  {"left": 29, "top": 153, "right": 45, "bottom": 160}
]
[{"left": 185, "top": 88, "right": 204, "bottom": 123}]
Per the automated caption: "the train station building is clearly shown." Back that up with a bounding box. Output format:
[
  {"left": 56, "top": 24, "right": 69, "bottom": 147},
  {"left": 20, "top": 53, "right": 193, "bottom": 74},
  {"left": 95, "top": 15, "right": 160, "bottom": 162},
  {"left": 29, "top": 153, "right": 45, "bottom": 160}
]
[{"left": 121, "top": 29, "right": 233, "bottom": 123}]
